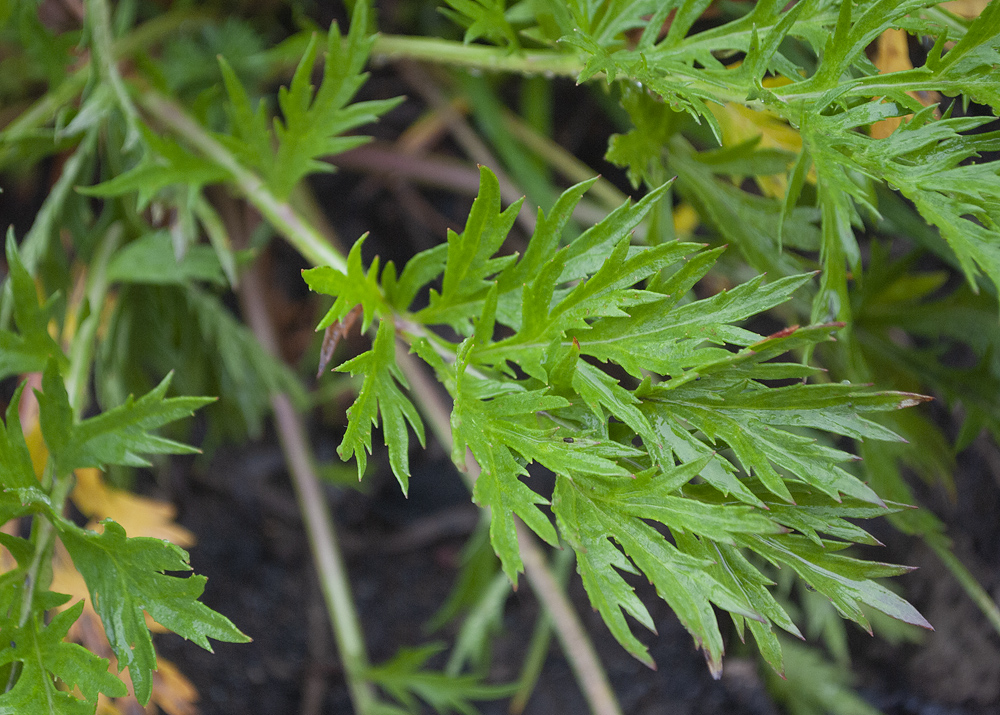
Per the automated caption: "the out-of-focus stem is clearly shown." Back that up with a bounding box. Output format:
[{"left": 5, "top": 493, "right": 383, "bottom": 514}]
[
  {"left": 140, "top": 92, "right": 623, "bottom": 715},
  {"left": 86, "top": 0, "right": 142, "bottom": 145},
  {"left": 239, "top": 261, "right": 379, "bottom": 715},
  {"left": 138, "top": 92, "right": 347, "bottom": 273},
  {"left": 393, "top": 347, "right": 624, "bottom": 715},
  {"left": 511, "top": 546, "right": 575, "bottom": 713}
]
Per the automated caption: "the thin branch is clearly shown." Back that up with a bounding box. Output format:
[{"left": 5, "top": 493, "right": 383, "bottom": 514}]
[
  {"left": 332, "top": 143, "right": 525, "bottom": 204},
  {"left": 393, "top": 348, "right": 625, "bottom": 715},
  {"left": 239, "top": 257, "right": 380, "bottom": 715},
  {"left": 140, "top": 93, "right": 623, "bottom": 715}
]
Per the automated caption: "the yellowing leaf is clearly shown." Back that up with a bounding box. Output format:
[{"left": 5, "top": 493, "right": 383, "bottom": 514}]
[
  {"left": 151, "top": 657, "right": 200, "bottom": 715},
  {"left": 709, "top": 103, "right": 805, "bottom": 197},
  {"left": 942, "top": 0, "right": 990, "bottom": 18},
  {"left": 71, "top": 468, "right": 196, "bottom": 547},
  {"left": 871, "top": 29, "right": 939, "bottom": 139}
]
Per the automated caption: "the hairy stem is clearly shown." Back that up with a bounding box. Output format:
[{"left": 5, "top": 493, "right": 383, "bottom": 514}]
[{"left": 373, "top": 35, "right": 583, "bottom": 78}]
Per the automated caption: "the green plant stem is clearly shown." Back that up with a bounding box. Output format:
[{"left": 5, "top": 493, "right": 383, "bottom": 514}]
[
  {"left": 139, "top": 92, "right": 623, "bottom": 715},
  {"left": 3, "top": 463, "right": 74, "bottom": 694},
  {"left": 5, "top": 222, "right": 121, "bottom": 695},
  {"left": 8, "top": 217, "right": 122, "bottom": 647},
  {"left": 393, "top": 348, "right": 624, "bottom": 715},
  {"left": 516, "top": 523, "right": 623, "bottom": 715},
  {"left": 66, "top": 223, "right": 123, "bottom": 414},
  {"left": 192, "top": 196, "right": 239, "bottom": 287},
  {"left": 372, "top": 35, "right": 750, "bottom": 106},
  {"left": 138, "top": 92, "right": 348, "bottom": 274},
  {"left": 511, "top": 546, "right": 575, "bottom": 714},
  {"left": 239, "top": 260, "right": 379, "bottom": 715},
  {"left": 85, "top": 0, "right": 142, "bottom": 146},
  {"left": 0, "top": 7, "right": 209, "bottom": 149},
  {"left": 373, "top": 36, "right": 582, "bottom": 77}
]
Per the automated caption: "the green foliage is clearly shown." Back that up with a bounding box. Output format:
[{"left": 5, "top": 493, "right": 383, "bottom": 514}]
[
  {"left": 306, "top": 167, "right": 932, "bottom": 673},
  {"left": 335, "top": 319, "right": 425, "bottom": 492},
  {"left": 37, "top": 359, "right": 213, "bottom": 474},
  {"left": 3, "top": 0, "right": 1000, "bottom": 712},
  {"left": 366, "top": 643, "right": 516, "bottom": 715},
  {"left": 218, "top": 1, "right": 402, "bottom": 199},
  {"left": 765, "top": 639, "right": 883, "bottom": 715},
  {"left": 0, "top": 352, "right": 245, "bottom": 712},
  {"left": 0, "top": 598, "right": 128, "bottom": 715},
  {"left": 0, "top": 232, "right": 66, "bottom": 380},
  {"left": 57, "top": 521, "right": 249, "bottom": 705}
]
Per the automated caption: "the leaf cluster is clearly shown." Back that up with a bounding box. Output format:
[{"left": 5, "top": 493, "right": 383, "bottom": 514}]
[
  {"left": 305, "top": 167, "right": 932, "bottom": 674},
  {"left": 3, "top": 0, "right": 997, "bottom": 710},
  {"left": 0, "top": 237, "right": 247, "bottom": 712}
]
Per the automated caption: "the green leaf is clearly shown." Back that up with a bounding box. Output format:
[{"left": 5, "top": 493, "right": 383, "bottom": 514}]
[
  {"left": 803, "top": 105, "right": 1000, "bottom": 304},
  {"left": 0, "top": 384, "right": 43, "bottom": 516},
  {"left": 366, "top": 643, "right": 515, "bottom": 715},
  {"left": 221, "top": 5, "right": 403, "bottom": 199},
  {"left": 742, "top": 533, "right": 931, "bottom": 633},
  {"left": 767, "top": 638, "right": 884, "bottom": 715},
  {"left": 606, "top": 86, "right": 680, "bottom": 189},
  {"left": 554, "top": 469, "right": 765, "bottom": 675},
  {"left": 0, "top": 231, "right": 66, "bottom": 380},
  {"left": 416, "top": 167, "right": 523, "bottom": 333},
  {"left": 57, "top": 520, "right": 250, "bottom": 706},
  {"left": 554, "top": 473, "right": 656, "bottom": 667},
  {"left": 304, "top": 144, "right": 934, "bottom": 677},
  {"left": 641, "top": 364, "right": 915, "bottom": 505},
  {"left": 105, "top": 231, "right": 227, "bottom": 286},
  {"left": 335, "top": 319, "right": 425, "bottom": 493},
  {"left": 578, "top": 272, "right": 814, "bottom": 378},
  {"left": 37, "top": 359, "right": 214, "bottom": 475},
  {"left": 303, "top": 233, "right": 389, "bottom": 333},
  {"left": 82, "top": 127, "right": 229, "bottom": 205},
  {"left": 668, "top": 138, "right": 814, "bottom": 277},
  {"left": 383, "top": 244, "right": 448, "bottom": 313},
  {"left": 0, "top": 600, "right": 128, "bottom": 715},
  {"left": 455, "top": 379, "right": 564, "bottom": 584},
  {"left": 440, "top": 0, "right": 520, "bottom": 48}
]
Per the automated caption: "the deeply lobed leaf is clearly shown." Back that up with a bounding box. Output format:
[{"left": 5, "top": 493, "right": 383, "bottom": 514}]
[{"left": 307, "top": 166, "right": 931, "bottom": 671}]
